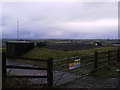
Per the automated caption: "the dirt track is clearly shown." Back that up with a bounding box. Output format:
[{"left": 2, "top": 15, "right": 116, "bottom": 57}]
[{"left": 61, "top": 76, "right": 119, "bottom": 88}]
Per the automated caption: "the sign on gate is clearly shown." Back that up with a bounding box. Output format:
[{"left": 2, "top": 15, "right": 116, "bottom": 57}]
[
  {"left": 69, "top": 63, "right": 75, "bottom": 69},
  {"left": 69, "top": 59, "right": 80, "bottom": 70}
]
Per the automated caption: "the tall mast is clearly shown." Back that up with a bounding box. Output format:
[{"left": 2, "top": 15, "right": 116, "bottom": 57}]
[{"left": 17, "top": 18, "right": 19, "bottom": 41}]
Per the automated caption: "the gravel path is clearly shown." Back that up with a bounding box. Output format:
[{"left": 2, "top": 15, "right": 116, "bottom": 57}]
[{"left": 61, "top": 76, "right": 119, "bottom": 88}]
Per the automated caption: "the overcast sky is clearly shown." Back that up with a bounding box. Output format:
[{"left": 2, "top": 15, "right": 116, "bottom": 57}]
[{"left": 2, "top": 2, "right": 118, "bottom": 39}]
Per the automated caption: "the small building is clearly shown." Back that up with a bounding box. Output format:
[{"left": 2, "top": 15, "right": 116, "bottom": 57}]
[
  {"left": 37, "top": 42, "right": 47, "bottom": 47},
  {"left": 6, "top": 41, "right": 34, "bottom": 57},
  {"left": 94, "top": 41, "right": 102, "bottom": 46}
]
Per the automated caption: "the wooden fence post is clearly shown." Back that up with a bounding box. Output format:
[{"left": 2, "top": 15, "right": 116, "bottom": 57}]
[
  {"left": 47, "top": 57, "right": 53, "bottom": 88},
  {"left": 2, "top": 52, "right": 6, "bottom": 89},
  {"left": 94, "top": 51, "right": 98, "bottom": 70},
  {"left": 108, "top": 50, "right": 110, "bottom": 62},
  {"left": 117, "top": 49, "right": 120, "bottom": 62}
]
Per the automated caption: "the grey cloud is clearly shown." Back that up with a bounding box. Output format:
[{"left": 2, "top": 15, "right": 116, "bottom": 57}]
[{"left": 2, "top": 2, "right": 118, "bottom": 39}]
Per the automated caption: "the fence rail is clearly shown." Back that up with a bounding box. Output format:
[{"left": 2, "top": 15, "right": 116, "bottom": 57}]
[
  {"left": 7, "top": 56, "right": 47, "bottom": 62},
  {"left": 2, "top": 53, "right": 53, "bottom": 89},
  {"left": 53, "top": 53, "right": 94, "bottom": 62},
  {"left": 6, "top": 65, "right": 47, "bottom": 70},
  {"left": 6, "top": 76, "right": 47, "bottom": 78}
]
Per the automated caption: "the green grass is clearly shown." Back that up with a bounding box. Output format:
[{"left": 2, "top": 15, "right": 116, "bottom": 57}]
[
  {"left": 13, "top": 46, "right": 118, "bottom": 69},
  {"left": 22, "top": 46, "right": 118, "bottom": 60},
  {"left": 90, "top": 61, "right": 120, "bottom": 78}
]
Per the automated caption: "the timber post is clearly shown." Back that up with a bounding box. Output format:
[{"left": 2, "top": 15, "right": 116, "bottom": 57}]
[
  {"left": 94, "top": 51, "right": 98, "bottom": 71},
  {"left": 47, "top": 57, "right": 53, "bottom": 88},
  {"left": 2, "top": 52, "right": 6, "bottom": 89}
]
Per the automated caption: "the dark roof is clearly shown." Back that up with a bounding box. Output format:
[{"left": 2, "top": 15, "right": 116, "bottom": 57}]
[
  {"left": 6, "top": 41, "right": 34, "bottom": 44},
  {"left": 94, "top": 41, "right": 102, "bottom": 43}
]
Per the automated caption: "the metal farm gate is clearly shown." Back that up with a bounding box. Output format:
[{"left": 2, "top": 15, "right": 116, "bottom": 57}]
[
  {"left": 52, "top": 49, "right": 120, "bottom": 86},
  {"left": 2, "top": 49, "right": 120, "bottom": 88}
]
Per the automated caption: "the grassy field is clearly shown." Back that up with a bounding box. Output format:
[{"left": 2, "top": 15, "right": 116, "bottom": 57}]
[
  {"left": 22, "top": 46, "right": 118, "bottom": 60},
  {"left": 11, "top": 46, "right": 118, "bottom": 69}
]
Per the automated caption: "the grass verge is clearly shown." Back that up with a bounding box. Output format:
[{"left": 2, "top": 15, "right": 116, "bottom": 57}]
[{"left": 90, "top": 61, "right": 120, "bottom": 78}]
